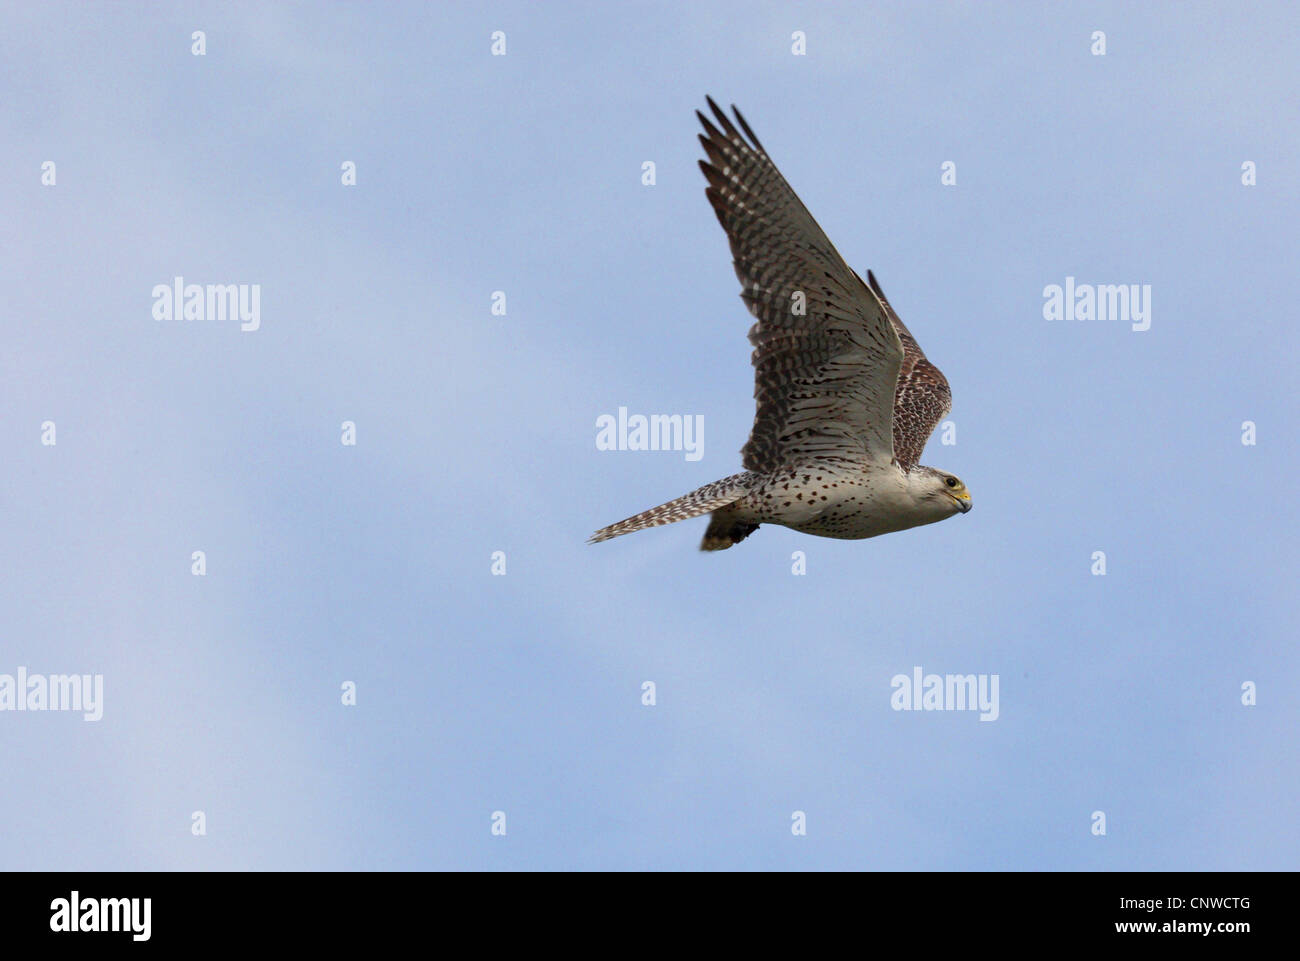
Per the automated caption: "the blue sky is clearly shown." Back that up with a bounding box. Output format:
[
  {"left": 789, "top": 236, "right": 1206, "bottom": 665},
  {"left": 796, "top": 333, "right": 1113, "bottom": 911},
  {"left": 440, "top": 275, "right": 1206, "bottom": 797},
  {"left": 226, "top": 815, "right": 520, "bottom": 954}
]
[{"left": 2, "top": 1, "right": 1296, "bottom": 870}]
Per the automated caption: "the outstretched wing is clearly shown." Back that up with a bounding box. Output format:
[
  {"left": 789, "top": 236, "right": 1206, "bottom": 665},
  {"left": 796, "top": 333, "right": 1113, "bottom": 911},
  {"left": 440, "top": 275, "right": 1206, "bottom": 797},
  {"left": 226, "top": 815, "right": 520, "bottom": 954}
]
[
  {"left": 697, "top": 97, "right": 903, "bottom": 474},
  {"left": 866, "top": 270, "right": 951, "bottom": 471}
]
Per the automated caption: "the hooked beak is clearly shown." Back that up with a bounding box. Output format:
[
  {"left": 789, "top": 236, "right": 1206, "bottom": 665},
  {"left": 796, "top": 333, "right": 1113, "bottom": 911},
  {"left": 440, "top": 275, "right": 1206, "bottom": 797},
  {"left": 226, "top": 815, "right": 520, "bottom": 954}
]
[{"left": 950, "top": 492, "right": 972, "bottom": 513}]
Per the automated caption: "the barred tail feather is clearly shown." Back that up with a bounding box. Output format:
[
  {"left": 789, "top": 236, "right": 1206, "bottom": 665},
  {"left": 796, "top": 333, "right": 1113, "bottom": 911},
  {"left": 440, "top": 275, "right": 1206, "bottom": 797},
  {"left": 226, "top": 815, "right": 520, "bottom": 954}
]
[{"left": 589, "top": 472, "right": 756, "bottom": 544}]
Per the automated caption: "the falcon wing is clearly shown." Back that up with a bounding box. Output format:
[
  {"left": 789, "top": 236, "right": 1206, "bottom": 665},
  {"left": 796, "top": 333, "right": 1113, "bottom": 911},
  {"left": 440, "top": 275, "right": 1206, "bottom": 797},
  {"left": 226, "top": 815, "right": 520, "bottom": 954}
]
[
  {"left": 697, "top": 97, "right": 903, "bottom": 474},
  {"left": 866, "top": 270, "right": 951, "bottom": 471}
]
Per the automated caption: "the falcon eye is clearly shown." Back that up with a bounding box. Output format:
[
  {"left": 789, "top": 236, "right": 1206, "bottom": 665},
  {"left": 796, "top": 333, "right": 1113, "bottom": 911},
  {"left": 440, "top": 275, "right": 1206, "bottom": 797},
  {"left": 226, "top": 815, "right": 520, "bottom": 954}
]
[{"left": 945, "top": 477, "right": 959, "bottom": 488}]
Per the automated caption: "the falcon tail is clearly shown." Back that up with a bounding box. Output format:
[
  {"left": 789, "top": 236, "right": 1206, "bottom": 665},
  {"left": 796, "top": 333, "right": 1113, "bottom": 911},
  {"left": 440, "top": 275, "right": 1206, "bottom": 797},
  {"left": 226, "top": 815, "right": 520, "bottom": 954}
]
[{"left": 589, "top": 472, "right": 757, "bottom": 549}]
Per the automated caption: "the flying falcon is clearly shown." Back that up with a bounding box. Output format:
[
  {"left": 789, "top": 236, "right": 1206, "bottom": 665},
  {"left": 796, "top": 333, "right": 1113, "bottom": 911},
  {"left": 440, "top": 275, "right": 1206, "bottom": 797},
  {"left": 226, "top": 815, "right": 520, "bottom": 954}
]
[{"left": 591, "top": 97, "right": 972, "bottom": 551}]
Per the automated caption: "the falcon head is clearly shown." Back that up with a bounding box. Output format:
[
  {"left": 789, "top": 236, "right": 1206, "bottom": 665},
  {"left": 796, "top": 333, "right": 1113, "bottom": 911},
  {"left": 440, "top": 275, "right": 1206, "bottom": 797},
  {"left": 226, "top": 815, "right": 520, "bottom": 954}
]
[{"left": 913, "top": 467, "right": 972, "bottom": 516}]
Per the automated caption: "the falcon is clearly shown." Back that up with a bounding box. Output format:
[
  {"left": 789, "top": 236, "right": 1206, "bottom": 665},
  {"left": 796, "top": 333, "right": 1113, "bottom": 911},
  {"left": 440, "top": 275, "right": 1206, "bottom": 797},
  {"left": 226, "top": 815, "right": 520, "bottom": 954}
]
[{"left": 591, "top": 97, "right": 972, "bottom": 551}]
